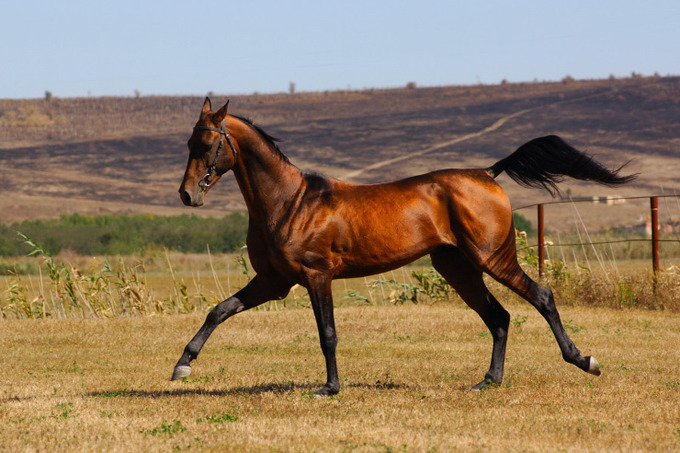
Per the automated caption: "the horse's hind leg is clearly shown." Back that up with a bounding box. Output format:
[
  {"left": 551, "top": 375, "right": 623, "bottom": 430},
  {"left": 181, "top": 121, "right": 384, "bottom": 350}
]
[
  {"left": 431, "top": 245, "right": 511, "bottom": 391},
  {"left": 484, "top": 252, "right": 601, "bottom": 377}
]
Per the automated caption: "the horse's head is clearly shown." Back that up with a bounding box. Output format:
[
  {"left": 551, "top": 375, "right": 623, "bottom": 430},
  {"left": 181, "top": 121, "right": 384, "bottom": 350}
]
[{"left": 179, "top": 97, "right": 239, "bottom": 207}]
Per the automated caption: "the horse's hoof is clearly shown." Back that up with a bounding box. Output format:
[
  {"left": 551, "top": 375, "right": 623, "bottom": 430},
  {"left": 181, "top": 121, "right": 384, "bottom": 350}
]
[
  {"left": 586, "top": 356, "right": 601, "bottom": 376},
  {"left": 313, "top": 385, "right": 339, "bottom": 397},
  {"left": 470, "top": 378, "right": 497, "bottom": 392},
  {"left": 171, "top": 365, "right": 192, "bottom": 381}
]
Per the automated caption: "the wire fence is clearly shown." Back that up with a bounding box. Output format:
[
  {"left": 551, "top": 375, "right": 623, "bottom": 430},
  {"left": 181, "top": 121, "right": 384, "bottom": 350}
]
[{"left": 512, "top": 194, "right": 680, "bottom": 276}]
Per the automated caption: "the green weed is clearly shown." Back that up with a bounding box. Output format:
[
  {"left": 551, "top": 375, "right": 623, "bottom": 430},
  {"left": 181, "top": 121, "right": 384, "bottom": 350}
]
[
  {"left": 145, "top": 420, "right": 187, "bottom": 436},
  {"left": 345, "top": 289, "right": 371, "bottom": 305},
  {"left": 511, "top": 315, "right": 528, "bottom": 329},
  {"left": 97, "top": 390, "right": 126, "bottom": 398},
  {"left": 51, "top": 402, "right": 76, "bottom": 419},
  {"left": 564, "top": 319, "right": 584, "bottom": 334},
  {"left": 196, "top": 412, "right": 238, "bottom": 424},
  {"left": 411, "top": 268, "right": 451, "bottom": 302}
]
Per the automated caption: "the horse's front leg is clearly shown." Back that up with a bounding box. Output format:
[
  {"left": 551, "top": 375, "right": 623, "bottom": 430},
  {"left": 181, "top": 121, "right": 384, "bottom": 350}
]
[
  {"left": 171, "top": 275, "right": 291, "bottom": 381},
  {"left": 306, "top": 273, "right": 340, "bottom": 396}
]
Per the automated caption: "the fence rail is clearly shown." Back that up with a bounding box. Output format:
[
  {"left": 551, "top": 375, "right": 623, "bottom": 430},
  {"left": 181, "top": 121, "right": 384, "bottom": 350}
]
[{"left": 513, "top": 195, "right": 680, "bottom": 277}]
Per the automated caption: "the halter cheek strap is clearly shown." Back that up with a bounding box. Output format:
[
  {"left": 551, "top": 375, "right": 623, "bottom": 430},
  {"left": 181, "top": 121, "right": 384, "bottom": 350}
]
[{"left": 193, "top": 118, "right": 239, "bottom": 190}]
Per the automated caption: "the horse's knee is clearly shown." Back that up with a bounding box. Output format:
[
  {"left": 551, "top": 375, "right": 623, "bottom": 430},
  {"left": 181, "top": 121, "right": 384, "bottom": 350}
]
[{"left": 206, "top": 297, "right": 244, "bottom": 325}]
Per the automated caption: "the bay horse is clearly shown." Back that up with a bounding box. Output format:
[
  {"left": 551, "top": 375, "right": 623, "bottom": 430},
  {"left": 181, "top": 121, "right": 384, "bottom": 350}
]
[{"left": 173, "top": 98, "right": 635, "bottom": 395}]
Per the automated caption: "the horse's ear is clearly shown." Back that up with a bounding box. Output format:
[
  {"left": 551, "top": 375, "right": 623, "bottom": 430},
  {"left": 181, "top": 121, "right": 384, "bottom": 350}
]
[
  {"left": 215, "top": 100, "right": 230, "bottom": 121},
  {"left": 200, "top": 97, "right": 212, "bottom": 119}
]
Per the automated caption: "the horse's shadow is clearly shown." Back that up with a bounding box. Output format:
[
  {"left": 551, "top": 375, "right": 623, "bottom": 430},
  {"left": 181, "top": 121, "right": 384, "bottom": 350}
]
[
  {"left": 86, "top": 380, "right": 411, "bottom": 399},
  {"left": 0, "top": 381, "right": 413, "bottom": 404}
]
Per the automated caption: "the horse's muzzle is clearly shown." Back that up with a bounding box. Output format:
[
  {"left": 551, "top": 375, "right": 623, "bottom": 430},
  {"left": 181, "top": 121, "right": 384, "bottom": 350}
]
[{"left": 179, "top": 188, "right": 204, "bottom": 207}]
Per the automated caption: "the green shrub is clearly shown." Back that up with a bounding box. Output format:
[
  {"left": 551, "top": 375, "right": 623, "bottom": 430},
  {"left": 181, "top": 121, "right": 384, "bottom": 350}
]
[
  {"left": 0, "top": 213, "right": 248, "bottom": 257},
  {"left": 512, "top": 212, "right": 534, "bottom": 235}
]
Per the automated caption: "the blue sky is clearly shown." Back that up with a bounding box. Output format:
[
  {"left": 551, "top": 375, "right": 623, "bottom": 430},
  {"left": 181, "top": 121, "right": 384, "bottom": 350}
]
[{"left": 2, "top": 1, "right": 678, "bottom": 99}]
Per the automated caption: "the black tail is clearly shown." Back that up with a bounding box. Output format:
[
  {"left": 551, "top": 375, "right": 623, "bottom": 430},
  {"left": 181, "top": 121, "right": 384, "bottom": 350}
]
[{"left": 488, "top": 135, "right": 637, "bottom": 197}]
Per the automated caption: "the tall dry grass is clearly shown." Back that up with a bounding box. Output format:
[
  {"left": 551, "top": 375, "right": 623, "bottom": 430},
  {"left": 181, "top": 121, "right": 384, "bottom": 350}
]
[
  {"left": 511, "top": 231, "right": 680, "bottom": 312},
  {"left": 2, "top": 231, "right": 678, "bottom": 320}
]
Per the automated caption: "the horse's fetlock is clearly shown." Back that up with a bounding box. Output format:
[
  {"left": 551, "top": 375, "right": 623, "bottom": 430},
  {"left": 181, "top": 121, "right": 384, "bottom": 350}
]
[
  {"left": 561, "top": 346, "right": 582, "bottom": 365},
  {"left": 183, "top": 345, "right": 198, "bottom": 362}
]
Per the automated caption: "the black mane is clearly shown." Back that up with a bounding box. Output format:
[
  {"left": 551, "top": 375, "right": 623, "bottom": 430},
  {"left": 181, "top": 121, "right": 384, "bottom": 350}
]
[{"left": 232, "top": 115, "right": 290, "bottom": 163}]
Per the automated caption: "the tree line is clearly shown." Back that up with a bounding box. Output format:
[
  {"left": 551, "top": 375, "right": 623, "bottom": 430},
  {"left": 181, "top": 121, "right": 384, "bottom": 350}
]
[{"left": 0, "top": 213, "right": 248, "bottom": 257}]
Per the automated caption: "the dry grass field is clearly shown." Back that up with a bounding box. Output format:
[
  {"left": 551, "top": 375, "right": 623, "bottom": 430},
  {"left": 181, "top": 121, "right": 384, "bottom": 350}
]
[{"left": 2, "top": 302, "right": 679, "bottom": 452}]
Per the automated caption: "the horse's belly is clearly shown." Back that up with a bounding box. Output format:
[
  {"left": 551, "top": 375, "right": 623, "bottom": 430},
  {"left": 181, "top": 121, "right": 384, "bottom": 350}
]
[{"left": 334, "top": 223, "right": 455, "bottom": 277}]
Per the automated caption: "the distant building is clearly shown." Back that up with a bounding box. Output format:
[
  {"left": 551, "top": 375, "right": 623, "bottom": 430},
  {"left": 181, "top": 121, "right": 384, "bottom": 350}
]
[
  {"left": 570, "top": 196, "right": 626, "bottom": 205},
  {"left": 619, "top": 219, "right": 680, "bottom": 237}
]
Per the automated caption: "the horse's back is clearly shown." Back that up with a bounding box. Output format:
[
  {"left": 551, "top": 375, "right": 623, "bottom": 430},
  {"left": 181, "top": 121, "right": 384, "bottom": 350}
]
[{"left": 333, "top": 168, "right": 511, "bottom": 226}]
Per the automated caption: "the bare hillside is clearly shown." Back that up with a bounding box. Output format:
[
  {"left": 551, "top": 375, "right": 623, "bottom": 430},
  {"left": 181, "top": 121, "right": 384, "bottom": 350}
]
[{"left": 1, "top": 76, "right": 678, "bottom": 227}]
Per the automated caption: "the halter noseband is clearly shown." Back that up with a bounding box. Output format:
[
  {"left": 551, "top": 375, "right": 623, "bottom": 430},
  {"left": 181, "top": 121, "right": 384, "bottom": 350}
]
[{"left": 193, "top": 118, "right": 238, "bottom": 190}]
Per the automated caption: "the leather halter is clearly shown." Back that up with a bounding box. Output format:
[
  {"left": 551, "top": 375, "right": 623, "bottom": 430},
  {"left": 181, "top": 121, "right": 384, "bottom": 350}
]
[{"left": 193, "top": 118, "right": 238, "bottom": 190}]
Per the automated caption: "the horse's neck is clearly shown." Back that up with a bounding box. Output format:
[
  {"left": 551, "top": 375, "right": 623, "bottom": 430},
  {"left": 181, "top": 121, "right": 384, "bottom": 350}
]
[{"left": 231, "top": 124, "right": 304, "bottom": 223}]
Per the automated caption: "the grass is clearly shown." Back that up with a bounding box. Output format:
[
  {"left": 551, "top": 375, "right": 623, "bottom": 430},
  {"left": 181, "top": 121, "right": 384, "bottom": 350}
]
[
  {"left": 1, "top": 303, "right": 679, "bottom": 451},
  {"left": 3, "top": 228, "right": 678, "bottom": 319}
]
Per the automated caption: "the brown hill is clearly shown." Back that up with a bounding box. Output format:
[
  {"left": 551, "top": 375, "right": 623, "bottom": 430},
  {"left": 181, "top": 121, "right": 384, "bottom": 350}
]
[{"left": 1, "top": 76, "right": 678, "bottom": 228}]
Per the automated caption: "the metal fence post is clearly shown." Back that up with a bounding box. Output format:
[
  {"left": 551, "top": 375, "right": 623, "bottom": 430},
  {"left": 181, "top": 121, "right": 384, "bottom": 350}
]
[
  {"left": 651, "top": 196, "right": 659, "bottom": 274},
  {"left": 537, "top": 204, "right": 545, "bottom": 278}
]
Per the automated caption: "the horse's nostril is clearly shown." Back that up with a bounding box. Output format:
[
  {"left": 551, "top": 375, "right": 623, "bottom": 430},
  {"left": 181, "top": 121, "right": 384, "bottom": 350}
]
[{"left": 179, "top": 190, "right": 192, "bottom": 206}]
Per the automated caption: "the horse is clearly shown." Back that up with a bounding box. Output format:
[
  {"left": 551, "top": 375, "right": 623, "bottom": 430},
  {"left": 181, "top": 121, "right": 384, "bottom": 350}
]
[{"left": 173, "top": 98, "right": 635, "bottom": 395}]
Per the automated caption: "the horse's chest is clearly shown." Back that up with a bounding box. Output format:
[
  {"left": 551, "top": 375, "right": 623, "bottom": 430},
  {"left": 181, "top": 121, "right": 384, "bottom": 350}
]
[
  {"left": 246, "top": 227, "right": 303, "bottom": 277},
  {"left": 251, "top": 220, "right": 338, "bottom": 278}
]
